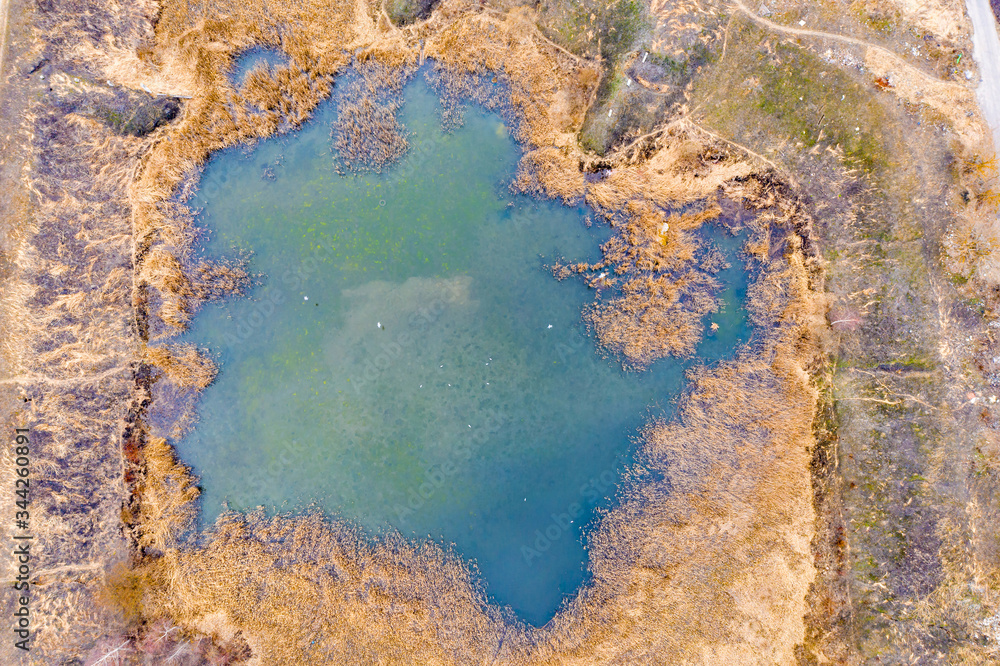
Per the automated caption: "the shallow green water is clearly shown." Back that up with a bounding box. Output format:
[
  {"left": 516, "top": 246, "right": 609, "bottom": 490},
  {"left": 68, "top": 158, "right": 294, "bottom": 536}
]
[{"left": 179, "top": 75, "right": 750, "bottom": 625}]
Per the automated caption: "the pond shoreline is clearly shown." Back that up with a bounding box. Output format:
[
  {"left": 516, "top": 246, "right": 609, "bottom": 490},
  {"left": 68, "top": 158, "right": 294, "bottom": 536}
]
[{"left": 3, "top": 0, "right": 998, "bottom": 662}]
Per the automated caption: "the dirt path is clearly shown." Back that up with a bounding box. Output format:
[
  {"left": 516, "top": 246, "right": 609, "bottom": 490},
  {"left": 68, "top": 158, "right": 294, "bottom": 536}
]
[
  {"left": 730, "top": 0, "right": 972, "bottom": 94},
  {"left": 967, "top": 0, "right": 1000, "bottom": 153}
]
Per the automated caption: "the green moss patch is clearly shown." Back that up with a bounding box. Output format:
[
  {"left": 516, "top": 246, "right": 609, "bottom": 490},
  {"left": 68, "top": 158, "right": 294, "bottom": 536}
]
[{"left": 693, "top": 19, "right": 893, "bottom": 175}]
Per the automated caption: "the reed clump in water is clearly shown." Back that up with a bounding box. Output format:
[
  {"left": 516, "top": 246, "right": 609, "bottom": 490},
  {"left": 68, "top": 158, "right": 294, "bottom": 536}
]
[
  {"left": 137, "top": 245, "right": 249, "bottom": 333},
  {"left": 555, "top": 202, "right": 725, "bottom": 368},
  {"left": 126, "top": 436, "right": 201, "bottom": 555},
  {"left": 334, "top": 96, "right": 409, "bottom": 172},
  {"left": 142, "top": 344, "right": 217, "bottom": 391},
  {"left": 332, "top": 61, "right": 414, "bottom": 173},
  {"left": 513, "top": 146, "right": 587, "bottom": 204}
]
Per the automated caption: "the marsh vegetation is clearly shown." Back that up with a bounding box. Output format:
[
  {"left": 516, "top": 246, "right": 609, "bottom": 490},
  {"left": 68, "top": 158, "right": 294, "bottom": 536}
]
[{"left": 4, "top": 0, "right": 998, "bottom": 662}]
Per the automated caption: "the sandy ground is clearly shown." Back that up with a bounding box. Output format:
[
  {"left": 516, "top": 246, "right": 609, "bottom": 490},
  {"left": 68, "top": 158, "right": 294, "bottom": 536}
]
[
  {"left": 968, "top": 0, "right": 1000, "bottom": 154},
  {"left": 889, "top": 0, "right": 971, "bottom": 43}
]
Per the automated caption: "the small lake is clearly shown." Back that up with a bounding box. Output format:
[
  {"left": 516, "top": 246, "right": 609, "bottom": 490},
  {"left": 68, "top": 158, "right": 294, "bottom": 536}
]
[{"left": 178, "top": 72, "right": 750, "bottom": 625}]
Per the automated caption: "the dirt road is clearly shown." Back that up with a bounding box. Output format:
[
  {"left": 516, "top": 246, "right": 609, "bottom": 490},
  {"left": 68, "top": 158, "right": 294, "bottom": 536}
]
[
  {"left": 968, "top": 0, "right": 1000, "bottom": 154},
  {"left": 731, "top": 0, "right": 983, "bottom": 150},
  {"left": 731, "top": 0, "right": 972, "bottom": 92}
]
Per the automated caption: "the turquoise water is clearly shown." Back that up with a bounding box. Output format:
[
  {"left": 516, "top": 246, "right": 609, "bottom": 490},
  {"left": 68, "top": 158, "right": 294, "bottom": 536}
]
[{"left": 179, "top": 75, "right": 750, "bottom": 625}]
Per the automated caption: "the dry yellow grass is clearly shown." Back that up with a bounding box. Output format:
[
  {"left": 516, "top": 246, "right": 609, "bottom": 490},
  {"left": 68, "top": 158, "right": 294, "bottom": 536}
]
[
  {"left": 132, "top": 437, "right": 201, "bottom": 553},
  {"left": 45, "top": 0, "right": 829, "bottom": 661},
  {"left": 13, "top": 0, "right": 999, "bottom": 659},
  {"left": 587, "top": 135, "right": 754, "bottom": 211},
  {"left": 143, "top": 344, "right": 217, "bottom": 390},
  {"left": 123, "top": 173, "right": 824, "bottom": 665},
  {"left": 554, "top": 202, "right": 726, "bottom": 367}
]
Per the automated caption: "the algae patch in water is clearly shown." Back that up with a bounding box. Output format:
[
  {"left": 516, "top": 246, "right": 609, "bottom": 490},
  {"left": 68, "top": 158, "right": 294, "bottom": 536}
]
[{"left": 178, "top": 75, "right": 749, "bottom": 624}]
